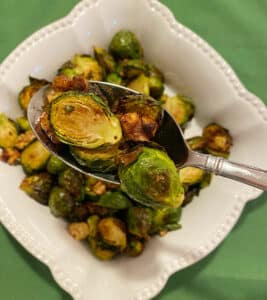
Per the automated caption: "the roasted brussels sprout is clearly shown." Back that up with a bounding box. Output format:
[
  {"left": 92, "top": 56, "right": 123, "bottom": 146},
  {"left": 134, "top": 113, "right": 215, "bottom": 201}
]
[
  {"left": 127, "top": 74, "right": 150, "bottom": 95},
  {"left": 97, "top": 190, "right": 132, "bottom": 209},
  {"left": 150, "top": 207, "right": 181, "bottom": 235},
  {"left": 179, "top": 167, "right": 205, "bottom": 186},
  {"left": 72, "top": 54, "right": 103, "bottom": 80},
  {"left": 145, "top": 64, "right": 165, "bottom": 82},
  {"left": 117, "top": 59, "right": 145, "bottom": 79},
  {"left": 125, "top": 236, "right": 144, "bottom": 257},
  {"left": 105, "top": 73, "right": 123, "bottom": 85},
  {"left": 186, "top": 136, "right": 206, "bottom": 152},
  {"left": 48, "top": 186, "right": 75, "bottom": 218},
  {"left": 20, "top": 172, "right": 53, "bottom": 205},
  {"left": 87, "top": 215, "right": 100, "bottom": 238},
  {"left": 49, "top": 92, "right": 122, "bottom": 149},
  {"left": 88, "top": 237, "right": 117, "bottom": 260},
  {"left": 21, "top": 140, "right": 50, "bottom": 174},
  {"left": 16, "top": 116, "right": 31, "bottom": 132},
  {"left": 203, "top": 123, "right": 233, "bottom": 158},
  {"left": 148, "top": 76, "right": 164, "bottom": 99},
  {"left": 15, "top": 130, "right": 36, "bottom": 150},
  {"left": 18, "top": 77, "right": 49, "bottom": 110},
  {"left": 68, "top": 222, "right": 90, "bottom": 240},
  {"left": 67, "top": 203, "right": 89, "bottom": 222},
  {"left": 119, "top": 147, "right": 184, "bottom": 208},
  {"left": 162, "top": 94, "right": 195, "bottom": 126},
  {"left": 98, "top": 217, "right": 127, "bottom": 251},
  {"left": 46, "top": 155, "right": 67, "bottom": 174},
  {"left": 127, "top": 206, "right": 152, "bottom": 238},
  {"left": 93, "top": 47, "right": 116, "bottom": 74},
  {"left": 0, "top": 148, "right": 20, "bottom": 165},
  {"left": 58, "top": 168, "right": 84, "bottom": 201},
  {"left": 0, "top": 114, "right": 18, "bottom": 149},
  {"left": 115, "top": 94, "right": 162, "bottom": 142},
  {"left": 70, "top": 144, "right": 119, "bottom": 173},
  {"left": 109, "top": 30, "right": 143, "bottom": 59}
]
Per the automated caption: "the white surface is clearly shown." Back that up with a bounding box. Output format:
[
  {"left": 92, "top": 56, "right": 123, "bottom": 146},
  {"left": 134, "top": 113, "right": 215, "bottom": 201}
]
[{"left": 0, "top": 0, "right": 266, "bottom": 299}]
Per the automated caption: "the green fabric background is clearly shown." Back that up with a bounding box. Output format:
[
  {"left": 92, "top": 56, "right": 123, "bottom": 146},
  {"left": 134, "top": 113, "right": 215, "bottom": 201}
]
[{"left": 0, "top": 0, "right": 267, "bottom": 299}]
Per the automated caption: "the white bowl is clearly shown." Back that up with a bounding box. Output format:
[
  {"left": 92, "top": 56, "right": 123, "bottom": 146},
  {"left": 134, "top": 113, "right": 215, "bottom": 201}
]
[{"left": 0, "top": 0, "right": 266, "bottom": 299}]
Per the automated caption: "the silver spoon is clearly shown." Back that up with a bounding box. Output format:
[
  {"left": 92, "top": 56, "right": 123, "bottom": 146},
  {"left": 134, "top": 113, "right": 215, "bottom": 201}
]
[{"left": 28, "top": 81, "right": 267, "bottom": 190}]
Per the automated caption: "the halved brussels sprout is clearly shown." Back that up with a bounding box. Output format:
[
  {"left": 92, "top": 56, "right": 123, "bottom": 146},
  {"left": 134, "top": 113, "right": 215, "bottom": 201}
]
[
  {"left": 88, "top": 237, "right": 117, "bottom": 261},
  {"left": 105, "top": 73, "right": 123, "bottom": 85},
  {"left": 87, "top": 215, "right": 100, "bottom": 238},
  {"left": 19, "top": 172, "right": 53, "bottom": 205},
  {"left": 58, "top": 168, "right": 84, "bottom": 201},
  {"left": 109, "top": 30, "right": 143, "bottom": 59},
  {"left": 150, "top": 206, "right": 182, "bottom": 235},
  {"left": 203, "top": 123, "right": 232, "bottom": 158},
  {"left": 49, "top": 92, "right": 122, "bottom": 149},
  {"left": 97, "top": 190, "right": 132, "bottom": 210},
  {"left": 119, "top": 147, "right": 184, "bottom": 208},
  {"left": 179, "top": 167, "right": 205, "bottom": 186},
  {"left": 16, "top": 116, "right": 30, "bottom": 132},
  {"left": 186, "top": 136, "right": 206, "bottom": 152},
  {"left": 70, "top": 144, "right": 119, "bottom": 173},
  {"left": 115, "top": 94, "right": 162, "bottom": 142},
  {"left": 72, "top": 54, "right": 103, "bottom": 80},
  {"left": 18, "top": 77, "right": 49, "bottom": 110},
  {"left": 148, "top": 76, "right": 164, "bottom": 99},
  {"left": 127, "top": 206, "right": 152, "bottom": 238},
  {"left": 48, "top": 186, "right": 75, "bottom": 218},
  {"left": 46, "top": 155, "right": 67, "bottom": 175},
  {"left": 21, "top": 140, "right": 51, "bottom": 174},
  {"left": 162, "top": 94, "right": 195, "bottom": 126},
  {"left": 98, "top": 217, "right": 127, "bottom": 251},
  {"left": 93, "top": 47, "right": 116, "bottom": 74},
  {"left": 127, "top": 74, "right": 150, "bottom": 95},
  {"left": 117, "top": 59, "right": 145, "bottom": 79},
  {"left": 0, "top": 114, "right": 18, "bottom": 149},
  {"left": 15, "top": 130, "right": 36, "bottom": 150},
  {"left": 125, "top": 236, "right": 145, "bottom": 257}
]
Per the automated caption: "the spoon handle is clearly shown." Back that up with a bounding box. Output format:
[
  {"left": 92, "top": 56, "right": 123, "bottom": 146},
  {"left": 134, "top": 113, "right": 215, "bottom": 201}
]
[{"left": 187, "top": 151, "right": 267, "bottom": 190}]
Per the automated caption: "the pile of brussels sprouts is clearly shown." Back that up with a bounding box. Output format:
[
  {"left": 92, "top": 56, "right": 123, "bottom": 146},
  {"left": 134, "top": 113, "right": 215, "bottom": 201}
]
[{"left": 0, "top": 30, "right": 232, "bottom": 260}]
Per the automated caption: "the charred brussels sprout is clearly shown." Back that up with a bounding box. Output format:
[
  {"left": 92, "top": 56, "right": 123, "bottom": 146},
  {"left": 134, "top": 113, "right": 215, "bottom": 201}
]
[
  {"left": 105, "top": 73, "right": 123, "bottom": 85},
  {"left": 97, "top": 190, "right": 132, "bottom": 210},
  {"left": 150, "top": 207, "right": 181, "bottom": 235},
  {"left": 0, "top": 114, "right": 18, "bottom": 149},
  {"left": 48, "top": 186, "right": 74, "bottom": 218},
  {"left": 115, "top": 94, "right": 162, "bottom": 142},
  {"left": 15, "top": 130, "right": 36, "bottom": 150},
  {"left": 46, "top": 155, "right": 67, "bottom": 174},
  {"left": 18, "top": 77, "right": 49, "bottom": 110},
  {"left": 186, "top": 136, "right": 206, "bottom": 152},
  {"left": 125, "top": 236, "right": 144, "bottom": 257},
  {"left": 117, "top": 59, "right": 145, "bottom": 79},
  {"left": 93, "top": 47, "right": 116, "bottom": 74},
  {"left": 119, "top": 147, "right": 184, "bottom": 208},
  {"left": 109, "top": 30, "right": 143, "bottom": 59},
  {"left": 127, "top": 206, "right": 152, "bottom": 238},
  {"left": 16, "top": 116, "right": 31, "bottom": 132},
  {"left": 203, "top": 123, "right": 232, "bottom": 158},
  {"left": 98, "top": 217, "right": 127, "bottom": 251},
  {"left": 179, "top": 167, "right": 205, "bottom": 186},
  {"left": 127, "top": 74, "right": 150, "bottom": 95},
  {"left": 49, "top": 92, "right": 122, "bottom": 149},
  {"left": 58, "top": 168, "right": 84, "bottom": 201},
  {"left": 21, "top": 140, "right": 50, "bottom": 174},
  {"left": 70, "top": 144, "right": 119, "bottom": 173},
  {"left": 162, "top": 94, "right": 195, "bottom": 126},
  {"left": 20, "top": 172, "right": 53, "bottom": 205}
]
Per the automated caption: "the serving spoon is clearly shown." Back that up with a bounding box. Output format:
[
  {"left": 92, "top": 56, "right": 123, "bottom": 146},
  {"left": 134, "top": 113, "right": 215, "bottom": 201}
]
[{"left": 28, "top": 81, "right": 267, "bottom": 190}]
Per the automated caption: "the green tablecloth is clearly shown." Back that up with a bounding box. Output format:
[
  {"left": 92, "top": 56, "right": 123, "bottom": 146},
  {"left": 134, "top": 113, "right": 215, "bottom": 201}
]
[{"left": 0, "top": 0, "right": 267, "bottom": 299}]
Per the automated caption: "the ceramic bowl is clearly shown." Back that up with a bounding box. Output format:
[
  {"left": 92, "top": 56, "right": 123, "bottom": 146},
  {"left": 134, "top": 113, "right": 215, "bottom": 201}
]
[{"left": 0, "top": 0, "right": 266, "bottom": 299}]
